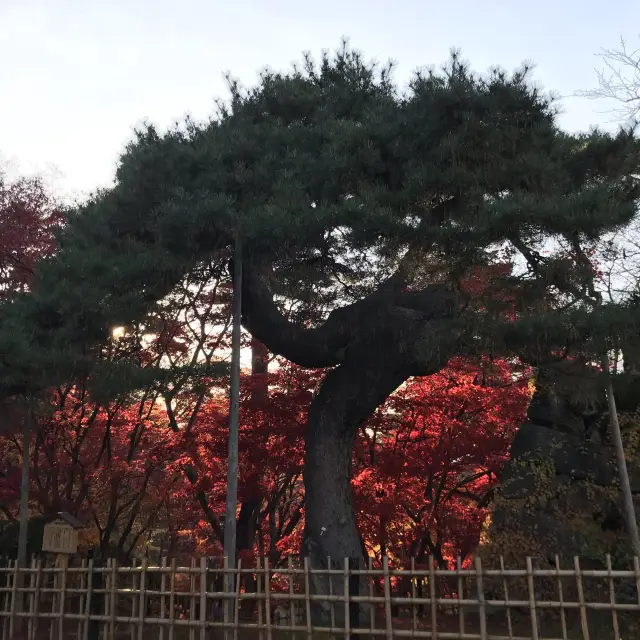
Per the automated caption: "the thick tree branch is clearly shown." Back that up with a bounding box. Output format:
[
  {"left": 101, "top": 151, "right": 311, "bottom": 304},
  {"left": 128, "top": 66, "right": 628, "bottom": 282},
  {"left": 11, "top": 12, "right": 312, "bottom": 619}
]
[{"left": 241, "top": 259, "right": 456, "bottom": 369}]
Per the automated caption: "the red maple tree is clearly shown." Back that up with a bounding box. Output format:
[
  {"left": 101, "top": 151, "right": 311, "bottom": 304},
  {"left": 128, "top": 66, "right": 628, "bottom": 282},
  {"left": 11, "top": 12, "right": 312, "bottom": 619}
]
[{"left": 0, "top": 171, "right": 64, "bottom": 298}]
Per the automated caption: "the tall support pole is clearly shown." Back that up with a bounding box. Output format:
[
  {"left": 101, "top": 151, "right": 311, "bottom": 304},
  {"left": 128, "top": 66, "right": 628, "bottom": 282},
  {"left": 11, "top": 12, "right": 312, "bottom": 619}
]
[
  {"left": 224, "top": 236, "right": 242, "bottom": 626},
  {"left": 601, "top": 356, "right": 640, "bottom": 557},
  {"left": 16, "top": 398, "right": 31, "bottom": 630}
]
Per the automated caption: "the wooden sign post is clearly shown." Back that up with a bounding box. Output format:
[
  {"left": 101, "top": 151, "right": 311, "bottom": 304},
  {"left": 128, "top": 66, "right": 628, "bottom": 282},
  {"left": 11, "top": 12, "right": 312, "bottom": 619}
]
[
  {"left": 42, "top": 512, "right": 84, "bottom": 639},
  {"left": 42, "top": 520, "right": 79, "bottom": 555}
]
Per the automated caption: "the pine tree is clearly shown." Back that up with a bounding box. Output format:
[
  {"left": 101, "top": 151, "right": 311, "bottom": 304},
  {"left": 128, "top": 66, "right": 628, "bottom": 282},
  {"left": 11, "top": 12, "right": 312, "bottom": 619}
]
[{"left": 1, "top": 44, "right": 640, "bottom": 622}]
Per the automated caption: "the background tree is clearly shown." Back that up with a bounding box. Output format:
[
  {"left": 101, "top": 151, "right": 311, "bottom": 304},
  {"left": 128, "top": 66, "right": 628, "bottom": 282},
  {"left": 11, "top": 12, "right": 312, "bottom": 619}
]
[
  {"left": 0, "top": 169, "right": 64, "bottom": 299},
  {"left": 576, "top": 35, "right": 640, "bottom": 124}
]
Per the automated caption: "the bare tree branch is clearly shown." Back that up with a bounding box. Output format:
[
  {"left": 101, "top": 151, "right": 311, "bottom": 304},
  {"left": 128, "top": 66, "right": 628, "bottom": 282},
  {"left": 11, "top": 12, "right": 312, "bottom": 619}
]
[{"left": 576, "top": 36, "right": 640, "bottom": 123}]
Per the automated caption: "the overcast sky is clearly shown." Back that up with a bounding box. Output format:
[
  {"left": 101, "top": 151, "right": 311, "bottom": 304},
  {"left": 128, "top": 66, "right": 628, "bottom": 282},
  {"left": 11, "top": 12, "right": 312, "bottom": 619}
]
[{"left": 1, "top": 0, "right": 639, "bottom": 201}]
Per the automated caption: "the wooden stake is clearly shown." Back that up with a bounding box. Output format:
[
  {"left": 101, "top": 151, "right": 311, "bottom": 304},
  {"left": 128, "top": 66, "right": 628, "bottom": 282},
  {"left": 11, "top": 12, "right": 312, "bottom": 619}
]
[
  {"left": 474, "top": 557, "right": 487, "bottom": 640},
  {"left": 525, "top": 557, "right": 539, "bottom": 640},
  {"left": 131, "top": 558, "right": 137, "bottom": 640},
  {"left": 50, "top": 557, "right": 56, "bottom": 640},
  {"left": 159, "top": 558, "right": 167, "bottom": 640},
  {"left": 634, "top": 555, "right": 640, "bottom": 609},
  {"left": 410, "top": 558, "right": 417, "bottom": 637},
  {"left": 27, "top": 557, "right": 35, "bottom": 640},
  {"left": 327, "top": 557, "right": 335, "bottom": 631},
  {"left": 2, "top": 559, "right": 12, "bottom": 640},
  {"left": 137, "top": 558, "right": 147, "bottom": 640},
  {"left": 499, "top": 556, "right": 513, "bottom": 640},
  {"left": 83, "top": 557, "right": 94, "bottom": 640},
  {"left": 606, "top": 554, "right": 620, "bottom": 640},
  {"left": 574, "top": 556, "right": 590, "bottom": 640},
  {"left": 343, "top": 558, "right": 350, "bottom": 640},
  {"left": 33, "top": 557, "right": 43, "bottom": 640},
  {"left": 189, "top": 558, "right": 196, "bottom": 640},
  {"left": 382, "top": 556, "right": 392, "bottom": 640},
  {"left": 303, "top": 557, "right": 311, "bottom": 640},
  {"left": 554, "top": 556, "right": 567, "bottom": 640},
  {"left": 200, "top": 557, "right": 207, "bottom": 640},
  {"left": 368, "top": 557, "right": 375, "bottom": 635},
  {"left": 256, "top": 557, "right": 264, "bottom": 640},
  {"left": 168, "top": 559, "right": 176, "bottom": 640},
  {"left": 77, "top": 559, "right": 86, "bottom": 640},
  {"left": 109, "top": 559, "right": 117, "bottom": 640},
  {"left": 264, "top": 556, "right": 272, "bottom": 640},
  {"left": 233, "top": 559, "right": 242, "bottom": 640},
  {"left": 428, "top": 556, "right": 437, "bottom": 640},
  {"left": 287, "top": 556, "right": 296, "bottom": 640},
  {"left": 58, "top": 553, "right": 69, "bottom": 640},
  {"left": 456, "top": 556, "right": 465, "bottom": 637}
]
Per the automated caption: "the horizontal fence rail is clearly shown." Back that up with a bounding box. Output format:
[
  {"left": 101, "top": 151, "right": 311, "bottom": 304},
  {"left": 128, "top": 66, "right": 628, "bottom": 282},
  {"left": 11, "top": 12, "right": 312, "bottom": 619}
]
[{"left": 0, "top": 555, "right": 638, "bottom": 640}]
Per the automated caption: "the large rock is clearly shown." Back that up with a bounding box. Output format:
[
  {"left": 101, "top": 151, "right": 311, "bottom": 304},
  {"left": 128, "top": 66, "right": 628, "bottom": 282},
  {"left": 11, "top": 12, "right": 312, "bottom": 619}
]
[{"left": 488, "top": 378, "right": 640, "bottom": 569}]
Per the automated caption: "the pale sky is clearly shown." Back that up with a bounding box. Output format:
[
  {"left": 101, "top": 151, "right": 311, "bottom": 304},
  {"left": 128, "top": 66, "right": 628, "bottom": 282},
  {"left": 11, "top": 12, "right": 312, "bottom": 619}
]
[{"left": 1, "top": 0, "right": 638, "bottom": 201}]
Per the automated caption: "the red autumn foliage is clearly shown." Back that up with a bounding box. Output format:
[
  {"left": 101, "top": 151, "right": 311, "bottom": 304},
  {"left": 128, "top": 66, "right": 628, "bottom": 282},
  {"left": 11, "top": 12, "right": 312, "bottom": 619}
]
[
  {"left": 0, "top": 172, "right": 64, "bottom": 298},
  {"left": 353, "top": 357, "right": 531, "bottom": 568},
  {"left": 0, "top": 355, "right": 529, "bottom": 564}
]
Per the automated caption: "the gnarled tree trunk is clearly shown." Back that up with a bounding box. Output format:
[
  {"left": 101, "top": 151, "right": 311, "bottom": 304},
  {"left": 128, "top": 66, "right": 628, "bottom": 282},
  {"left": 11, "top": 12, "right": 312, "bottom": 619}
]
[{"left": 241, "top": 261, "right": 458, "bottom": 625}]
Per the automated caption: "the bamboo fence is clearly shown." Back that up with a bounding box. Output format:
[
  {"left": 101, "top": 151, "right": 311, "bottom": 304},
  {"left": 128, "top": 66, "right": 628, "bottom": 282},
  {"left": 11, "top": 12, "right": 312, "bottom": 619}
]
[{"left": 0, "top": 554, "right": 638, "bottom": 640}]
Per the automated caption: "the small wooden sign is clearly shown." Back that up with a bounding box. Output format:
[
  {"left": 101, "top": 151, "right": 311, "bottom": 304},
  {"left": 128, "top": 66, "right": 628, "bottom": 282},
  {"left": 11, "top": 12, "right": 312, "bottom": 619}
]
[{"left": 42, "top": 521, "right": 78, "bottom": 554}]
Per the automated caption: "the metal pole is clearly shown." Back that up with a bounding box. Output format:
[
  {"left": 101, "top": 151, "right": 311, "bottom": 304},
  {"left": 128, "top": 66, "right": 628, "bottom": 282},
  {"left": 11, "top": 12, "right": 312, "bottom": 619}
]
[
  {"left": 601, "top": 356, "right": 640, "bottom": 557},
  {"left": 223, "top": 236, "right": 242, "bottom": 624},
  {"left": 16, "top": 398, "right": 31, "bottom": 629}
]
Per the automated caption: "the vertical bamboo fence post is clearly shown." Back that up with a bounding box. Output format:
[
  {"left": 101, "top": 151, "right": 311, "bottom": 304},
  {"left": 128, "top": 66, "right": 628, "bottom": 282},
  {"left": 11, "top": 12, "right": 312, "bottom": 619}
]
[
  {"left": 456, "top": 557, "right": 465, "bottom": 637},
  {"left": 287, "top": 556, "right": 296, "bottom": 640},
  {"left": 605, "top": 554, "right": 620, "bottom": 640},
  {"left": 343, "top": 558, "right": 350, "bottom": 640},
  {"left": 83, "top": 557, "right": 94, "bottom": 640},
  {"left": 77, "top": 559, "right": 86, "bottom": 640},
  {"left": 2, "top": 559, "right": 13, "bottom": 640},
  {"left": 33, "top": 556, "right": 43, "bottom": 640},
  {"left": 256, "top": 557, "right": 264, "bottom": 640},
  {"left": 264, "top": 557, "right": 271, "bottom": 640},
  {"left": 103, "top": 558, "right": 110, "bottom": 640},
  {"left": 635, "top": 556, "right": 640, "bottom": 612},
  {"left": 189, "top": 558, "right": 195, "bottom": 640},
  {"left": 382, "top": 557, "right": 392, "bottom": 640},
  {"left": 199, "top": 557, "right": 206, "bottom": 640},
  {"left": 525, "top": 557, "right": 539, "bottom": 640},
  {"left": 50, "top": 558, "right": 57, "bottom": 640},
  {"left": 303, "top": 557, "right": 311, "bottom": 640},
  {"left": 428, "top": 556, "right": 437, "bottom": 640},
  {"left": 327, "top": 557, "right": 335, "bottom": 632},
  {"left": 159, "top": 558, "right": 167, "bottom": 640},
  {"left": 554, "top": 556, "right": 568, "bottom": 640},
  {"left": 58, "top": 555, "right": 68, "bottom": 640},
  {"left": 499, "top": 556, "right": 513, "bottom": 640},
  {"left": 109, "top": 559, "right": 117, "bottom": 640},
  {"left": 168, "top": 560, "right": 176, "bottom": 640},
  {"left": 130, "top": 559, "right": 137, "bottom": 640},
  {"left": 27, "top": 557, "right": 35, "bottom": 640},
  {"left": 137, "top": 558, "right": 147, "bottom": 640},
  {"left": 233, "top": 559, "right": 242, "bottom": 640},
  {"left": 574, "top": 556, "right": 590, "bottom": 640},
  {"left": 10, "top": 557, "right": 19, "bottom": 640},
  {"left": 474, "top": 557, "right": 487, "bottom": 640},
  {"left": 410, "top": 558, "right": 417, "bottom": 637},
  {"left": 368, "top": 557, "right": 375, "bottom": 635}
]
